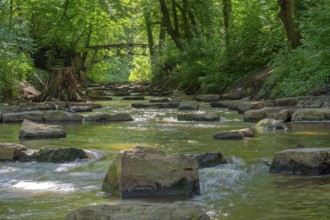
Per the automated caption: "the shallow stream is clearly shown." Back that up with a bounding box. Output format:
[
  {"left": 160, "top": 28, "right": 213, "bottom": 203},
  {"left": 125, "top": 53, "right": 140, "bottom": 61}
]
[{"left": 1, "top": 98, "right": 330, "bottom": 219}]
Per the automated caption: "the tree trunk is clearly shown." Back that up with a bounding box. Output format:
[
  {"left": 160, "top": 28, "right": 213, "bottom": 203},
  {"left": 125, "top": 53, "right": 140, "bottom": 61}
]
[
  {"left": 278, "top": 0, "right": 301, "bottom": 49},
  {"left": 34, "top": 67, "right": 83, "bottom": 102}
]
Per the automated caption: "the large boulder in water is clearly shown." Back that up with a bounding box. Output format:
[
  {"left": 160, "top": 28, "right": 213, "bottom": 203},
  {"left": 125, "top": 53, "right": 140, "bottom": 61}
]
[
  {"left": 270, "top": 148, "right": 330, "bottom": 175},
  {"left": 0, "top": 143, "right": 27, "bottom": 161},
  {"left": 244, "top": 107, "right": 284, "bottom": 122},
  {"left": 102, "top": 146, "right": 200, "bottom": 198},
  {"left": 19, "top": 119, "right": 66, "bottom": 139},
  {"left": 37, "top": 147, "right": 88, "bottom": 163},
  {"left": 65, "top": 202, "right": 210, "bottom": 220}
]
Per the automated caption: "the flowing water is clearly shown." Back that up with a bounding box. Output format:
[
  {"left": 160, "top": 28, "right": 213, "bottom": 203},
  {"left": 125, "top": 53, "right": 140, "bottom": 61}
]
[{"left": 0, "top": 98, "right": 330, "bottom": 220}]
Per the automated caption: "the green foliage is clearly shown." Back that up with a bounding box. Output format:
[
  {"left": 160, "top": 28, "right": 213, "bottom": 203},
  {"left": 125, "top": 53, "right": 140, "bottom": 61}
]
[
  {"left": 128, "top": 56, "right": 152, "bottom": 82},
  {"left": 259, "top": 0, "right": 330, "bottom": 98}
]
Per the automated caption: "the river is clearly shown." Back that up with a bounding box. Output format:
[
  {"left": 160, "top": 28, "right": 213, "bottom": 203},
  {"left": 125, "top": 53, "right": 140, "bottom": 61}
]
[{"left": 0, "top": 98, "right": 330, "bottom": 219}]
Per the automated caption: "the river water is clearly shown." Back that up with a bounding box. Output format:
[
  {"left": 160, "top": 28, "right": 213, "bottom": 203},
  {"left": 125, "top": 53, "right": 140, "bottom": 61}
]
[{"left": 0, "top": 98, "right": 330, "bottom": 220}]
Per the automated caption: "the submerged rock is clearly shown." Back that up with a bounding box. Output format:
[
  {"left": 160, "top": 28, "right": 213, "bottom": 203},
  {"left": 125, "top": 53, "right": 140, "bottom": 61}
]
[
  {"left": 177, "top": 112, "right": 220, "bottom": 122},
  {"left": 188, "top": 152, "right": 227, "bottom": 168},
  {"left": 19, "top": 119, "right": 66, "bottom": 139},
  {"left": 37, "top": 147, "right": 88, "bottom": 163},
  {"left": 65, "top": 202, "right": 210, "bottom": 220},
  {"left": 255, "top": 118, "right": 288, "bottom": 130},
  {"left": 270, "top": 148, "right": 330, "bottom": 175},
  {"left": 0, "top": 143, "right": 27, "bottom": 161},
  {"left": 102, "top": 146, "right": 200, "bottom": 198}
]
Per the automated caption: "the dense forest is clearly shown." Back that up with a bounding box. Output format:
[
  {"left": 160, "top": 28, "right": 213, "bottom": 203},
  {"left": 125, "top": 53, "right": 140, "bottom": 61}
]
[{"left": 0, "top": 0, "right": 329, "bottom": 101}]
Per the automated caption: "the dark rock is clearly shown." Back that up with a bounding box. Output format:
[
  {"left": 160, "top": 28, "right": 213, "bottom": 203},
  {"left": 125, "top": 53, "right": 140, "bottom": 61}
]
[
  {"left": 131, "top": 103, "right": 160, "bottom": 108},
  {"left": 270, "top": 148, "right": 330, "bottom": 175},
  {"left": 18, "top": 149, "right": 39, "bottom": 162},
  {"left": 102, "top": 146, "right": 200, "bottom": 198},
  {"left": 123, "top": 96, "right": 145, "bottom": 100},
  {"left": 19, "top": 119, "right": 66, "bottom": 139},
  {"left": 89, "top": 96, "right": 113, "bottom": 101},
  {"left": 0, "top": 143, "right": 27, "bottom": 161},
  {"left": 188, "top": 153, "right": 227, "bottom": 168},
  {"left": 239, "top": 128, "right": 255, "bottom": 137},
  {"left": 244, "top": 107, "right": 285, "bottom": 122},
  {"left": 85, "top": 113, "right": 133, "bottom": 122},
  {"left": 275, "top": 97, "right": 299, "bottom": 106},
  {"left": 65, "top": 202, "right": 210, "bottom": 220},
  {"left": 37, "top": 147, "right": 88, "bottom": 163},
  {"left": 178, "top": 101, "right": 199, "bottom": 111},
  {"left": 177, "top": 112, "right": 220, "bottom": 122},
  {"left": 213, "top": 130, "right": 245, "bottom": 140}
]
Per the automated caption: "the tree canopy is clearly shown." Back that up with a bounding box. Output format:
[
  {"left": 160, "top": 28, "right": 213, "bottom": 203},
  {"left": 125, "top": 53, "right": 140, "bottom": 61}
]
[{"left": 0, "top": 0, "right": 329, "bottom": 100}]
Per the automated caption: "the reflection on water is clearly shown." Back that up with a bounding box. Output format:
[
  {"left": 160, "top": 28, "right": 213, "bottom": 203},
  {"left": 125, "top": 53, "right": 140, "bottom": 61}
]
[{"left": 0, "top": 99, "right": 330, "bottom": 219}]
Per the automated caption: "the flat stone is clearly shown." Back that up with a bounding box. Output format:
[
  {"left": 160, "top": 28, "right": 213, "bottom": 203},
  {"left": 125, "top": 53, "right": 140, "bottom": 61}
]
[
  {"left": 131, "top": 103, "right": 160, "bottom": 108},
  {"left": 292, "top": 109, "right": 330, "bottom": 122},
  {"left": 19, "top": 119, "right": 66, "bottom": 139},
  {"left": 85, "top": 113, "right": 133, "bottom": 122},
  {"left": 70, "top": 106, "right": 94, "bottom": 112},
  {"left": 270, "top": 148, "right": 330, "bottom": 175},
  {"left": 123, "top": 96, "right": 145, "bottom": 100},
  {"left": 102, "top": 146, "right": 200, "bottom": 198},
  {"left": 159, "top": 102, "right": 180, "bottom": 108},
  {"left": 244, "top": 107, "right": 284, "bottom": 122},
  {"left": 2, "top": 111, "right": 44, "bottom": 122},
  {"left": 195, "top": 94, "right": 220, "bottom": 102},
  {"left": 65, "top": 202, "right": 210, "bottom": 220},
  {"left": 178, "top": 101, "right": 199, "bottom": 111},
  {"left": 0, "top": 143, "right": 27, "bottom": 161},
  {"left": 213, "top": 130, "right": 245, "bottom": 140},
  {"left": 149, "top": 98, "right": 170, "bottom": 103},
  {"left": 177, "top": 112, "right": 220, "bottom": 122}
]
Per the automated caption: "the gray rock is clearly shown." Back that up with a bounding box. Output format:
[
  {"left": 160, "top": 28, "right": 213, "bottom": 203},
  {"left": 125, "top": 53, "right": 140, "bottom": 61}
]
[
  {"left": 68, "top": 103, "right": 102, "bottom": 109},
  {"left": 85, "top": 113, "right": 133, "bottom": 122},
  {"left": 19, "top": 119, "right": 66, "bottom": 139},
  {"left": 195, "top": 94, "right": 220, "bottom": 102},
  {"left": 37, "top": 147, "right": 88, "bottom": 163},
  {"left": 65, "top": 202, "right": 210, "bottom": 220},
  {"left": 131, "top": 103, "right": 160, "bottom": 108},
  {"left": 255, "top": 118, "right": 288, "bottom": 130},
  {"left": 292, "top": 109, "right": 330, "bottom": 122},
  {"left": 213, "top": 130, "right": 245, "bottom": 140},
  {"left": 43, "top": 110, "right": 83, "bottom": 122},
  {"left": 178, "top": 101, "right": 199, "bottom": 111},
  {"left": 177, "top": 112, "right": 220, "bottom": 122},
  {"left": 102, "top": 146, "right": 200, "bottom": 198},
  {"left": 0, "top": 143, "right": 27, "bottom": 161},
  {"left": 244, "top": 107, "right": 285, "bottom": 122},
  {"left": 236, "top": 101, "right": 266, "bottom": 114},
  {"left": 270, "top": 148, "right": 330, "bottom": 175},
  {"left": 2, "top": 111, "right": 44, "bottom": 122},
  {"left": 188, "top": 153, "right": 227, "bottom": 168},
  {"left": 239, "top": 128, "right": 255, "bottom": 137},
  {"left": 69, "top": 105, "right": 93, "bottom": 112}
]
